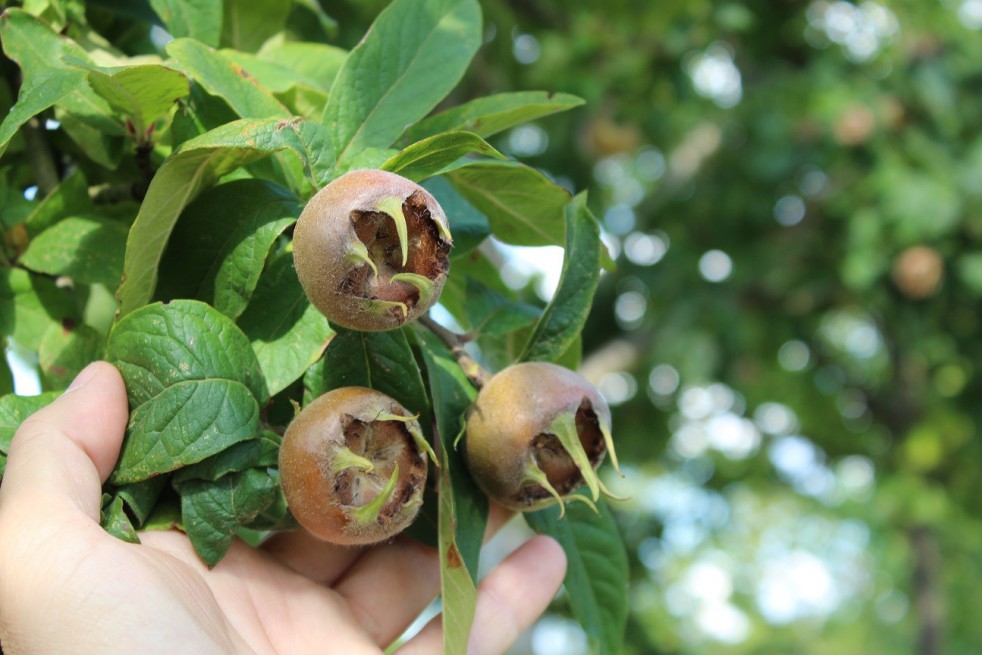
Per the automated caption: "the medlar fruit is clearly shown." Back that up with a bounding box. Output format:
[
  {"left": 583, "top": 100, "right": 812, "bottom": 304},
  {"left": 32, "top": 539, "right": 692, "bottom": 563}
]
[
  {"left": 279, "top": 386, "right": 436, "bottom": 545},
  {"left": 293, "top": 169, "right": 452, "bottom": 332},
  {"left": 464, "top": 362, "right": 620, "bottom": 515}
]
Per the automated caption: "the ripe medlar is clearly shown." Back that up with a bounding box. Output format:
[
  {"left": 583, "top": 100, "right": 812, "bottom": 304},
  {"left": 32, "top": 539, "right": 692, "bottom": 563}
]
[
  {"left": 464, "top": 362, "right": 620, "bottom": 515},
  {"left": 293, "top": 169, "right": 452, "bottom": 332},
  {"left": 279, "top": 386, "right": 436, "bottom": 545}
]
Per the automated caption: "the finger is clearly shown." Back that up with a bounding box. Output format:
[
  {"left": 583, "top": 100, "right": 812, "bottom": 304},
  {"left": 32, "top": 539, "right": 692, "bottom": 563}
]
[
  {"left": 261, "top": 529, "right": 364, "bottom": 584},
  {"left": 0, "top": 361, "right": 128, "bottom": 520},
  {"left": 397, "top": 535, "right": 567, "bottom": 655},
  {"left": 333, "top": 501, "right": 515, "bottom": 647}
]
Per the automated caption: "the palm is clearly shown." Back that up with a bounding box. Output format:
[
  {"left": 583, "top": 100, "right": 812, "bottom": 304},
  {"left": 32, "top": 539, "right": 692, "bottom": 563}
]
[{"left": 0, "top": 363, "right": 565, "bottom": 655}]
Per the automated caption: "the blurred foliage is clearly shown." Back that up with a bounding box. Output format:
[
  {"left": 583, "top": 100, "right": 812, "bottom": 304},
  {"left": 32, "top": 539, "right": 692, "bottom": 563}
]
[{"left": 374, "top": 0, "right": 982, "bottom": 653}]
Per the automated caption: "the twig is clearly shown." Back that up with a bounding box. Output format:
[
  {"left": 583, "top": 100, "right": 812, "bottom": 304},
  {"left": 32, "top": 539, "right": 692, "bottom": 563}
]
[{"left": 419, "top": 314, "right": 491, "bottom": 389}]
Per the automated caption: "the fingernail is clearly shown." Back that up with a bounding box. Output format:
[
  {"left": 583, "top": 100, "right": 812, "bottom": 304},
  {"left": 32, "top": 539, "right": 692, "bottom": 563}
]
[{"left": 66, "top": 362, "right": 100, "bottom": 393}]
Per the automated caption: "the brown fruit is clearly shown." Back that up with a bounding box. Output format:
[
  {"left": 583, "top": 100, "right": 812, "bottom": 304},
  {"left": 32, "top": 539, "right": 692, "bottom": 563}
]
[
  {"left": 293, "top": 169, "right": 452, "bottom": 332},
  {"left": 279, "top": 386, "right": 436, "bottom": 545},
  {"left": 464, "top": 362, "right": 620, "bottom": 515}
]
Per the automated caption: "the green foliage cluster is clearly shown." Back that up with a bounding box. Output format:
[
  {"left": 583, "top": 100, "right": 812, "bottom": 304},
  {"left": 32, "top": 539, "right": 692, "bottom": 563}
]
[{"left": 0, "top": 0, "right": 629, "bottom": 652}]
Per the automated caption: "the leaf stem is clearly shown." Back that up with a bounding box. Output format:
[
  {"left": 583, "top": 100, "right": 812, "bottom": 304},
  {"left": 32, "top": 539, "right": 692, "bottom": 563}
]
[{"left": 419, "top": 314, "right": 491, "bottom": 389}]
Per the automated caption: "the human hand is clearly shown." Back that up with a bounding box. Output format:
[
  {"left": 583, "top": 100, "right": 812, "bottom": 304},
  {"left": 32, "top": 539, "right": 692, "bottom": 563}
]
[{"left": 0, "top": 362, "right": 567, "bottom": 654}]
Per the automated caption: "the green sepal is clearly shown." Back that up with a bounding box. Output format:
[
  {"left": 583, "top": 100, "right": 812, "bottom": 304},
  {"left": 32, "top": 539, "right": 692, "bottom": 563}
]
[
  {"left": 363, "top": 297, "right": 409, "bottom": 319},
  {"left": 391, "top": 272, "right": 436, "bottom": 306},
  {"left": 347, "top": 240, "right": 379, "bottom": 278},
  {"left": 376, "top": 411, "right": 438, "bottom": 465},
  {"left": 547, "top": 410, "right": 601, "bottom": 502},
  {"left": 523, "top": 460, "right": 566, "bottom": 518},
  {"left": 376, "top": 196, "right": 409, "bottom": 266},
  {"left": 600, "top": 422, "right": 621, "bottom": 476},
  {"left": 351, "top": 463, "right": 400, "bottom": 526},
  {"left": 333, "top": 446, "right": 374, "bottom": 473}
]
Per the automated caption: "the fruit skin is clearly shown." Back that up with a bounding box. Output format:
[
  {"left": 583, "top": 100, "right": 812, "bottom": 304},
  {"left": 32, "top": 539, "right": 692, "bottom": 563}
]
[
  {"left": 279, "top": 386, "right": 431, "bottom": 545},
  {"left": 464, "top": 362, "right": 616, "bottom": 513},
  {"left": 293, "top": 169, "right": 452, "bottom": 332}
]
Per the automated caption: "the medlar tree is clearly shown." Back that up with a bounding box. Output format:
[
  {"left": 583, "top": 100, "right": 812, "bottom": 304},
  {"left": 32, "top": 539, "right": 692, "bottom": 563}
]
[{"left": 0, "top": 0, "right": 628, "bottom": 652}]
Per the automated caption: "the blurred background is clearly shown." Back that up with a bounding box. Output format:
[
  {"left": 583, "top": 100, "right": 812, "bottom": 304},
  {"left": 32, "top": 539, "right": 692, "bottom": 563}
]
[
  {"left": 336, "top": 1, "right": 982, "bottom": 653},
  {"left": 10, "top": 0, "right": 982, "bottom": 652}
]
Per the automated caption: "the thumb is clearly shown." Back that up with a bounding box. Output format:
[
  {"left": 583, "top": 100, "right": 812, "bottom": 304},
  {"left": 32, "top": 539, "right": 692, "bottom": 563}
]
[{"left": 0, "top": 361, "right": 129, "bottom": 521}]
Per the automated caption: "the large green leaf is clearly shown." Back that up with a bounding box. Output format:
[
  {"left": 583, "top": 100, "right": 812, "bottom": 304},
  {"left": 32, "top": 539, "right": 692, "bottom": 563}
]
[
  {"left": 117, "top": 118, "right": 327, "bottom": 315},
  {"left": 521, "top": 194, "right": 601, "bottom": 362},
  {"left": 0, "top": 267, "right": 78, "bottom": 350},
  {"left": 525, "top": 498, "right": 629, "bottom": 655},
  {"left": 415, "top": 329, "right": 487, "bottom": 653},
  {"left": 107, "top": 299, "right": 267, "bottom": 409},
  {"left": 322, "top": 0, "right": 482, "bottom": 175},
  {"left": 464, "top": 278, "right": 540, "bottom": 338},
  {"left": 313, "top": 327, "right": 431, "bottom": 422},
  {"left": 238, "top": 252, "right": 333, "bottom": 397},
  {"left": 72, "top": 62, "right": 189, "bottom": 136},
  {"left": 173, "top": 430, "right": 279, "bottom": 485},
  {"left": 422, "top": 177, "right": 490, "bottom": 259},
  {"left": 256, "top": 38, "right": 347, "bottom": 93},
  {"left": 148, "top": 0, "right": 221, "bottom": 47},
  {"left": 0, "top": 391, "right": 59, "bottom": 454},
  {"left": 403, "top": 91, "right": 585, "bottom": 142},
  {"left": 38, "top": 322, "right": 105, "bottom": 390},
  {"left": 448, "top": 161, "right": 570, "bottom": 246},
  {"left": 0, "top": 10, "right": 89, "bottom": 157},
  {"left": 23, "top": 168, "right": 92, "bottom": 237},
  {"left": 157, "top": 179, "right": 300, "bottom": 319},
  {"left": 167, "top": 38, "right": 290, "bottom": 120},
  {"left": 381, "top": 131, "right": 504, "bottom": 183},
  {"left": 180, "top": 468, "right": 277, "bottom": 567},
  {"left": 221, "top": 0, "right": 292, "bottom": 52},
  {"left": 20, "top": 215, "right": 128, "bottom": 287}
]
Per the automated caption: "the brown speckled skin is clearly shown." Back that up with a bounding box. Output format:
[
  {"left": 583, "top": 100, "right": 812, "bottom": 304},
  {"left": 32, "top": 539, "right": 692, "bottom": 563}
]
[
  {"left": 279, "top": 386, "right": 428, "bottom": 545},
  {"left": 464, "top": 362, "right": 612, "bottom": 511},
  {"left": 293, "top": 169, "right": 451, "bottom": 332}
]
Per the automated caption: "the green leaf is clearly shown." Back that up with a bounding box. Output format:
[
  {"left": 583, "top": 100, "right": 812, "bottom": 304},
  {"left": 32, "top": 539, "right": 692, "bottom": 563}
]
[
  {"left": 117, "top": 117, "right": 327, "bottom": 315},
  {"left": 170, "top": 83, "right": 239, "bottom": 147},
  {"left": 38, "top": 322, "right": 104, "bottom": 390},
  {"left": 21, "top": 215, "right": 128, "bottom": 287},
  {"left": 221, "top": 0, "right": 292, "bottom": 52},
  {"left": 180, "top": 468, "right": 277, "bottom": 567},
  {"left": 173, "top": 430, "right": 279, "bottom": 484},
  {"left": 314, "top": 327, "right": 431, "bottom": 421},
  {"left": 0, "top": 9, "right": 89, "bottom": 157},
  {"left": 149, "top": 0, "right": 221, "bottom": 47},
  {"left": 23, "top": 168, "right": 92, "bottom": 237},
  {"left": 106, "top": 299, "right": 267, "bottom": 408},
  {"left": 219, "top": 49, "right": 327, "bottom": 95},
  {"left": 72, "top": 61, "right": 189, "bottom": 136},
  {"left": 238, "top": 252, "right": 333, "bottom": 397},
  {"left": 255, "top": 38, "right": 347, "bottom": 93},
  {"left": 116, "top": 476, "right": 169, "bottom": 526},
  {"left": 464, "top": 278, "right": 540, "bottom": 338},
  {"left": 415, "top": 329, "right": 487, "bottom": 654},
  {"left": 0, "top": 354, "right": 13, "bottom": 397},
  {"left": 0, "top": 391, "right": 59, "bottom": 453},
  {"left": 422, "top": 177, "right": 490, "bottom": 259},
  {"left": 448, "top": 161, "right": 570, "bottom": 246},
  {"left": 112, "top": 378, "right": 260, "bottom": 485},
  {"left": 167, "top": 38, "right": 290, "bottom": 120},
  {"left": 101, "top": 495, "right": 140, "bottom": 544},
  {"left": 525, "top": 498, "right": 629, "bottom": 655},
  {"left": 403, "top": 91, "right": 585, "bottom": 142},
  {"left": 521, "top": 194, "right": 601, "bottom": 362},
  {"left": 157, "top": 179, "right": 300, "bottom": 319},
  {"left": 322, "top": 0, "right": 482, "bottom": 175},
  {"left": 381, "top": 131, "right": 505, "bottom": 183},
  {"left": 0, "top": 267, "right": 78, "bottom": 350}
]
